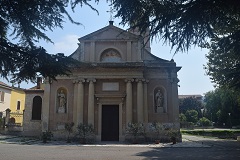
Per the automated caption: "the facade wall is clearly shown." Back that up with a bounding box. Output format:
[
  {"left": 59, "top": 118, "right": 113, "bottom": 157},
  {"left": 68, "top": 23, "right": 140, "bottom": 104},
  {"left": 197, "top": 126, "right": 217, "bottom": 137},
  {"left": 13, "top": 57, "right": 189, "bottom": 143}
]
[
  {"left": 23, "top": 92, "right": 43, "bottom": 136},
  {"left": 10, "top": 88, "right": 25, "bottom": 125},
  {"left": 22, "top": 24, "right": 181, "bottom": 140},
  {"left": 0, "top": 87, "right": 11, "bottom": 116}
]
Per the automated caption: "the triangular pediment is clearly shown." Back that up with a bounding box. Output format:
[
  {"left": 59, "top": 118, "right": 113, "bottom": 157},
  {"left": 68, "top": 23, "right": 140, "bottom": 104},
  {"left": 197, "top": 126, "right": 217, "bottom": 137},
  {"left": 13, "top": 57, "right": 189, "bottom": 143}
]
[{"left": 78, "top": 24, "right": 140, "bottom": 41}]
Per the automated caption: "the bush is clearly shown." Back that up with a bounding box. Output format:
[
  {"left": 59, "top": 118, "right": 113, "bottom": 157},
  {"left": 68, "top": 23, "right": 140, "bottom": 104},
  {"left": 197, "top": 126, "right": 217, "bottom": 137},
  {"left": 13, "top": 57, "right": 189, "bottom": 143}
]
[
  {"left": 65, "top": 122, "right": 74, "bottom": 143},
  {"left": 185, "top": 110, "right": 198, "bottom": 124},
  {"left": 126, "top": 122, "right": 144, "bottom": 143},
  {"left": 41, "top": 131, "right": 53, "bottom": 143},
  {"left": 76, "top": 123, "right": 94, "bottom": 144},
  {"left": 199, "top": 117, "right": 212, "bottom": 126}
]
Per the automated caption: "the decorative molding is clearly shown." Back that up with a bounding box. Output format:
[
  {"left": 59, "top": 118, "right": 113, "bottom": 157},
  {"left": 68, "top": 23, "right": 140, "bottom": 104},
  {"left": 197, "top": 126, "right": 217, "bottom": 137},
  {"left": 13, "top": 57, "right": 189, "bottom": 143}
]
[
  {"left": 124, "top": 79, "right": 134, "bottom": 83},
  {"left": 86, "top": 78, "right": 96, "bottom": 83}
]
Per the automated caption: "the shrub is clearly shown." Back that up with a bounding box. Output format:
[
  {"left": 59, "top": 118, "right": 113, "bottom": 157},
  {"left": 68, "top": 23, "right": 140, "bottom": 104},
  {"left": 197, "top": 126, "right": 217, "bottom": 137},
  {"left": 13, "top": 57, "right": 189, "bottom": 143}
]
[
  {"left": 185, "top": 110, "right": 198, "bottom": 124},
  {"left": 76, "top": 123, "right": 94, "bottom": 144},
  {"left": 65, "top": 122, "right": 74, "bottom": 143},
  {"left": 41, "top": 131, "right": 53, "bottom": 143},
  {"left": 199, "top": 117, "right": 212, "bottom": 126},
  {"left": 126, "top": 122, "right": 144, "bottom": 143}
]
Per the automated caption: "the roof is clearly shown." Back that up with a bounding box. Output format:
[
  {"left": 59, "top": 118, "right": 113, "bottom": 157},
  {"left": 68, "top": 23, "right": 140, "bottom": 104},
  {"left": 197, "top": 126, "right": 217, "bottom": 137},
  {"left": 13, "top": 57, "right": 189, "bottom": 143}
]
[
  {"left": 179, "top": 95, "right": 203, "bottom": 99},
  {"left": 78, "top": 22, "right": 140, "bottom": 41},
  {"left": 0, "top": 81, "right": 12, "bottom": 90}
]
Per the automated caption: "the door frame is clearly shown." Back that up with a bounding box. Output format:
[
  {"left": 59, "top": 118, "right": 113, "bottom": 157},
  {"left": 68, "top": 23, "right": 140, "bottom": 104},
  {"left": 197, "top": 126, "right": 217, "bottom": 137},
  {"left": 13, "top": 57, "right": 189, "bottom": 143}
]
[{"left": 97, "top": 102, "right": 123, "bottom": 141}]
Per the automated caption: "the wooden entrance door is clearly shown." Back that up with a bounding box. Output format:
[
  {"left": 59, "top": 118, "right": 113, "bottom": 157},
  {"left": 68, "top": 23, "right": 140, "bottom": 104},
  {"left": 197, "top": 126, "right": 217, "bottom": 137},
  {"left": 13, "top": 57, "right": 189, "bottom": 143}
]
[{"left": 101, "top": 105, "right": 119, "bottom": 141}]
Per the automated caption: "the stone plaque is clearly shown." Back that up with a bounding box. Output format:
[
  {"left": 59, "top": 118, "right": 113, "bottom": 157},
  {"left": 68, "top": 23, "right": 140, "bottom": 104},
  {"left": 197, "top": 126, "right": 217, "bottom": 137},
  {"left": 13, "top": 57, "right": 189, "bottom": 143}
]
[{"left": 102, "top": 82, "right": 119, "bottom": 91}]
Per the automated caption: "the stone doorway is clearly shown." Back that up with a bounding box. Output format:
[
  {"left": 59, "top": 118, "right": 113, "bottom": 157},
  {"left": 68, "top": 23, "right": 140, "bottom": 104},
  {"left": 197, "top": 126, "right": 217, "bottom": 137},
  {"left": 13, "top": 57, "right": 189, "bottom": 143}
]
[{"left": 101, "top": 105, "right": 119, "bottom": 141}]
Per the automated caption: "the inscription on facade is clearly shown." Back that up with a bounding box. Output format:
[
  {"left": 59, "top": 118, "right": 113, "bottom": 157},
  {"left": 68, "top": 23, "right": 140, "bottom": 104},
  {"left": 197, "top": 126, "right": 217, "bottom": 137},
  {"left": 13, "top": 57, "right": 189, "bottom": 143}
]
[{"left": 102, "top": 82, "right": 119, "bottom": 91}]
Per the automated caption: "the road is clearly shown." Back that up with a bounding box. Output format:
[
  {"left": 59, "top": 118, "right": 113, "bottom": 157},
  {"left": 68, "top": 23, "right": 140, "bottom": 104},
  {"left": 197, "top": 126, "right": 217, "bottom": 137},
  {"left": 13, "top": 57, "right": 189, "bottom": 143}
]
[{"left": 0, "top": 135, "right": 239, "bottom": 160}]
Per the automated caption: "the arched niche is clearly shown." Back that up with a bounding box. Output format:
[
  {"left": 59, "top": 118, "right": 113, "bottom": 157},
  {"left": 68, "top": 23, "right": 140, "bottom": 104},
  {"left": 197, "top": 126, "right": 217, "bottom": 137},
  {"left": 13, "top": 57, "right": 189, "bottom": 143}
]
[
  {"left": 32, "top": 96, "right": 42, "bottom": 120},
  {"left": 56, "top": 87, "right": 67, "bottom": 113},
  {"left": 153, "top": 87, "right": 167, "bottom": 113},
  {"left": 100, "top": 48, "right": 122, "bottom": 62}
]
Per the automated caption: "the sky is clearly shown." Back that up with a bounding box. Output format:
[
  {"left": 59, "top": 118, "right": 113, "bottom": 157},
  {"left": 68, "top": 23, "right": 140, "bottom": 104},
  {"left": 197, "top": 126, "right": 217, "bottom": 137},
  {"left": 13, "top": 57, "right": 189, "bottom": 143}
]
[{"left": 1, "top": 1, "right": 214, "bottom": 95}]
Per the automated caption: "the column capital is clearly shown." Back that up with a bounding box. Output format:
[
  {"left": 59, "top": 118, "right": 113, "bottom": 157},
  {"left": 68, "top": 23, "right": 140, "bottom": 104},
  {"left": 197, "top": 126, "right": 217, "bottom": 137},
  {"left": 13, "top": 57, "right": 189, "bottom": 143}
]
[
  {"left": 144, "top": 79, "right": 149, "bottom": 83},
  {"left": 73, "top": 78, "right": 86, "bottom": 84},
  {"left": 78, "top": 79, "right": 86, "bottom": 83},
  {"left": 87, "top": 78, "right": 96, "bottom": 83},
  {"left": 125, "top": 79, "right": 134, "bottom": 83},
  {"left": 135, "top": 78, "right": 145, "bottom": 83}
]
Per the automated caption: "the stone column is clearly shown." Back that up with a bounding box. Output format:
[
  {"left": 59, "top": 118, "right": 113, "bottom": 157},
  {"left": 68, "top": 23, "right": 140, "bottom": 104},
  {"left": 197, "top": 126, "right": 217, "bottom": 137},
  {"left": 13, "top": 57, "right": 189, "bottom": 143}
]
[
  {"left": 136, "top": 79, "right": 144, "bottom": 123},
  {"left": 42, "top": 78, "right": 51, "bottom": 131},
  {"left": 87, "top": 79, "right": 96, "bottom": 126},
  {"left": 77, "top": 79, "right": 85, "bottom": 125},
  {"left": 72, "top": 80, "right": 78, "bottom": 126},
  {"left": 125, "top": 79, "right": 133, "bottom": 125},
  {"left": 143, "top": 80, "right": 149, "bottom": 123}
]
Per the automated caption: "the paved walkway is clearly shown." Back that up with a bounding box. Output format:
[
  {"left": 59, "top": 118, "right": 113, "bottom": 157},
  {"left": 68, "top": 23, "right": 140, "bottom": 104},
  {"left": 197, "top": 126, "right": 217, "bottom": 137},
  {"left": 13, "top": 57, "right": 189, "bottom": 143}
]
[{"left": 0, "top": 134, "right": 213, "bottom": 147}]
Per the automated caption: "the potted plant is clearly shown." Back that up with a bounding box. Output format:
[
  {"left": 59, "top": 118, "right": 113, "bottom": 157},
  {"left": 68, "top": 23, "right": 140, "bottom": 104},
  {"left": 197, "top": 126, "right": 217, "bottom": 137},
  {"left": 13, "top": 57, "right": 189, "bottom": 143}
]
[
  {"left": 41, "top": 130, "right": 53, "bottom": 143},
  {"left": 76, "top": 123, "right": 94, "bottom": 144},
  {"left": 151, "top": 122, "right": 163, "bottom": 144},
  {"left": 65, "top": 122, "right": 74, "bottom": 143},
  {"left": 126, "top": 122, "right": 144, "bottom": 144}
]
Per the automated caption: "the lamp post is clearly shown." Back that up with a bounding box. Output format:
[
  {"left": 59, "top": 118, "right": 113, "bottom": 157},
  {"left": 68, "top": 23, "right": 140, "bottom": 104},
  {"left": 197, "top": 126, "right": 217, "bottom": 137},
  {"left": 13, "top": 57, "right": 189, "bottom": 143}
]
[
  {"left": 228, "top": 113, "right": 232, "bottom": 129},
  {"left": 201, "top": 108, "right": 204, "bottom": 129}
]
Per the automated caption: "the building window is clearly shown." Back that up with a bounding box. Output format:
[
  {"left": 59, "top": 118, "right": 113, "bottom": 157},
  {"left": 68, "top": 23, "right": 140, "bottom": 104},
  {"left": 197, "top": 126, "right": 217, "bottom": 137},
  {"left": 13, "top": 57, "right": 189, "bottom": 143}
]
[
  {"left": 0, "top": 91, "right": 4, "bottom": 102},
  {"left": 32, "top": 96, "right": 42, "bottom": 120},
  {"left": 17, "top": 101, "right": 21, "bottom": 110},
  {"left": 100, "top": 48, "right": 122, "bottom": 62}
]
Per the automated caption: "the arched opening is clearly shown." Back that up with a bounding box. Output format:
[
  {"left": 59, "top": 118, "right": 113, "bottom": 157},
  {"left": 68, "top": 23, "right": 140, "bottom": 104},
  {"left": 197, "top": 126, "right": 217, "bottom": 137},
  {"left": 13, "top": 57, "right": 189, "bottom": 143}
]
[
  {"left": 32, "top": 96, "right": 42, "bottom": 120},
  {"left": 100, "top": 48, "right": 122, "bottom": 62}
]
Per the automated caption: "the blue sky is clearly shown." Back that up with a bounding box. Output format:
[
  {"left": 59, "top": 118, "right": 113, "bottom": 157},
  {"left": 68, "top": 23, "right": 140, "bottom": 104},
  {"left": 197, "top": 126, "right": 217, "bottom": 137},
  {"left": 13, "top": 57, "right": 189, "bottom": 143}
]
[{"left": 1, "top": 1, "right": 214, "bottom": 95}]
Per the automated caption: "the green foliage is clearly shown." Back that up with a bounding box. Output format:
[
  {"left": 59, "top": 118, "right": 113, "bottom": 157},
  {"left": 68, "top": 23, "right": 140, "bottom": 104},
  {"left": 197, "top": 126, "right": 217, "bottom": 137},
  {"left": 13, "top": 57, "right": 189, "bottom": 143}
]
[
  {"left": 179, "top": 113, "right": 187, "bottom": 122},
  {"left": 204, "top": 88, "right": 240, "bottom": 126},
  {"left": 199, "top": 117, "right": 212, "bottom": 127},
  {"left": 41, "top": 130, "right": 53, "bottom": 143},
  {"left": 65, "top": 122, "right": 74, "bottom": 142},
  {"left": 185, "top": 110, "right": 198, "bottom": 124},
  {"left": 76, "top": 123, "right": 94, "bottom": 140},
  {"left": 205, "top": 37, "right": 240, "bottom": 90},
  {"left": 0, "top": 0, "right": 91, "bottom": 83},
  {"left": 151, "top": 122, "right": 163, "bottom": 139},
  {"left": 126, "top": 122, "right": 144, "bottom": 140},
  {"left": 179, "top": 97, "right": 203, "bottom": 114}
]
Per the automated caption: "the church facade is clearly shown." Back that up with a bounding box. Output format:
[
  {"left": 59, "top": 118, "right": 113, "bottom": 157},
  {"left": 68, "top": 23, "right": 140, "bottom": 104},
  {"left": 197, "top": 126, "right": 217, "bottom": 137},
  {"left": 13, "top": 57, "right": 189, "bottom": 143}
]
[{"left": 23, "top": 22, "right": 181, "bottom": 141}]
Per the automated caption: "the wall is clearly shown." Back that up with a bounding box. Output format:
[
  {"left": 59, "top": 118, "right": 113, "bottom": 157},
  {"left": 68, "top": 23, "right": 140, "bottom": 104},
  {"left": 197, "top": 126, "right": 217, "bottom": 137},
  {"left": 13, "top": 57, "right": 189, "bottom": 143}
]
[{"left": 10, "top": 88, "right": 25, "bottom": 125}]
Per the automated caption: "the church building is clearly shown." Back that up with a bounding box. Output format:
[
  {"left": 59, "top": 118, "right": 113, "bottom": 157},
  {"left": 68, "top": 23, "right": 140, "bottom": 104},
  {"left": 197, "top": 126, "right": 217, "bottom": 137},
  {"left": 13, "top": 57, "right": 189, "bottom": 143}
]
[{"left": 23, "top": 21, "right": 181, "bottom": 142}]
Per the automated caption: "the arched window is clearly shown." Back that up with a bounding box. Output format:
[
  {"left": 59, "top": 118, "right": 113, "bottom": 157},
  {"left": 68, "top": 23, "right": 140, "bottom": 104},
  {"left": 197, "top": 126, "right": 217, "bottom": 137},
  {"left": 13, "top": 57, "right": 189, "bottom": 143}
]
[
  {"left": 32, "top": 96, "right": 42, "bottom": 120},
  {"left": 100, "top": 48, "right": 122, "bottom": 62}
]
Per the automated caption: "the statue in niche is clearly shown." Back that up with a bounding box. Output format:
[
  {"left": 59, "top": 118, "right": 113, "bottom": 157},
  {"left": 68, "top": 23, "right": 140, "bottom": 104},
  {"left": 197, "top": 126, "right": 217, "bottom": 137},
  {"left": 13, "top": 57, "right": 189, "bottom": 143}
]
[
  {"left": 155, "top": 89, "right": 164, "bottom": 113},
  {"left": 57, "top": 90, "right": 66, "bottom": 113}
]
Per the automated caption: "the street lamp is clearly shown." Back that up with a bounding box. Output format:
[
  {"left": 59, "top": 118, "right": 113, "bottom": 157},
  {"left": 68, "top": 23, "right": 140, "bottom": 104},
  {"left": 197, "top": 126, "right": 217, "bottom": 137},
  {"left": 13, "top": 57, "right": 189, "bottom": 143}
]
[
  {"left": 228, "top": 113, "right": 232, "bottom": 129},
  {"left": 201, "top": 108, "right": 204, "bottom": 129}
]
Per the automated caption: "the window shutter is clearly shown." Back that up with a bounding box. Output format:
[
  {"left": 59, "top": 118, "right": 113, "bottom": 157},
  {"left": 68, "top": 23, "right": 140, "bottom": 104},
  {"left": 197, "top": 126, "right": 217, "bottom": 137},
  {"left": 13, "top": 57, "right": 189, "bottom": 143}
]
[{"left": 1, "top": 91, "right": 4, "bottom": 102}]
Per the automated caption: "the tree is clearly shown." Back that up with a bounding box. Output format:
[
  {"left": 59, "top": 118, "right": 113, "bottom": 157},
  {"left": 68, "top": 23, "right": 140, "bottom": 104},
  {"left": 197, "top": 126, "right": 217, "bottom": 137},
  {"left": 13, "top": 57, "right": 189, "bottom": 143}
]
[
  {"left": 0, "top": 0, "right": 96, "bottom": 83},
  {"left": 204, "top": 87, "right": 240, "bottom": 126},
  {"left": 185, "top": 110, "right": 198, "bottom": 124},
  {"left": 205, "top": 38, "right": 240, "bottom": 90},
  {"left": 111, "top": 0, "right": 240, "bottom": 89},
  {"left": 179, "top": 97, "right": 203, "bottom": 115}
]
